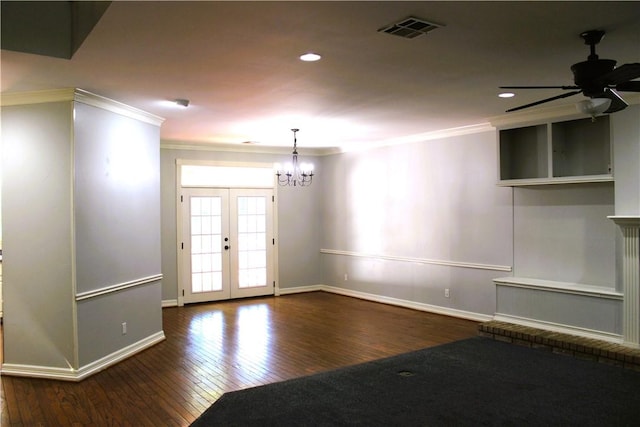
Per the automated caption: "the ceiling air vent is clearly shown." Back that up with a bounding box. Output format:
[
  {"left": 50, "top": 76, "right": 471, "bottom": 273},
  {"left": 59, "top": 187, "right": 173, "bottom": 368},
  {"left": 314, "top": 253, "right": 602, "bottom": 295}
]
[{"left": 378, "top": 16, "right": 443, "bottom": 39}]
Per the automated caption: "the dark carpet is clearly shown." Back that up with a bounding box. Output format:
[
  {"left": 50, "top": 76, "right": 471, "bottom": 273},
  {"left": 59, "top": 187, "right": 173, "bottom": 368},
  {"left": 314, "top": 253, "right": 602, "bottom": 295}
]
[{"left": 191, "top": 337, "right": 640, "bottom": 426}]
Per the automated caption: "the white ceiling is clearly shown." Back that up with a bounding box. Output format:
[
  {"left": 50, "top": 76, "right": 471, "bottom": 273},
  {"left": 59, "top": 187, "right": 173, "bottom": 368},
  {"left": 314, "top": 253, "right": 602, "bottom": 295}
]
[{"left": 2, "top": 1, "right": 639, "bottom": 151}]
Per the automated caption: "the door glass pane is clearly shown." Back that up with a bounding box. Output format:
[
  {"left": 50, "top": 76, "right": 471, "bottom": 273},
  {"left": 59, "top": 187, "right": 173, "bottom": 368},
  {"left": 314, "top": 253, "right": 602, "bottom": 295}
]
[
  {"left": 191, "top": 196, "right": 223, "bottom": 293},
  {"left": 237, "top": 196, "right": 268, "bottom": 289}
]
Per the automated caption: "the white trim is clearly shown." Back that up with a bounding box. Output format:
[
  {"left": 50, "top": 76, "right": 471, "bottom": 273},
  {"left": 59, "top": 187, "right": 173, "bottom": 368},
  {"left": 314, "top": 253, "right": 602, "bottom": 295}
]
[
  {"left": 608, "top": 216, "right": 640, "bottom": 227},
  {"left": 0, "top": 88, "right": 164, "bottom": 126},
  {"left": 336, "top": 123, "right": 495, "bottom": 154},
  {"left": 163, "top": 140, "right": 331, "bottom": 156},
  {"left": 162, "top": 299, "right": 178, "bottom": 308},
  {"left": 497, "top": 175, "right": 614, "bottom": 187},
  {"left": 608, "top": 216, "right": 640, "bottom": 347},
  {"left": 492, "top": 313, "right": 624, "bottom": 345},
  {"left": 1, "top": 88, "right": 76, "bottom": 106},
  {"left": 73, "top": 89, "right": 164, "bottom": 126},
  {"left": 489, "top": 94, "right": 640, "bottom": 129},
  {"left": 279, "top": 285, "right": 492, "bottom": 322},
  {"left": 175, "top": 159, "right": 279, "bottom": 306},
  {"left": 278, "top": 285, "right": 325, "bottom": 295},
  {"left": 70, "top": 105, "right": 80, "bottom": 371},
  {"left": 161, "top": 122, "right": 496, "bottom": 156},
  {"left": 75, "top": 274, "right": 163, "bottom": 301},
  {"left": 1, "top": 331, "right": 166, "bottom": 381},
  {"left": 494, "top": 276, "right": 622, "bottom": 300},
  {"left": 320, "top": 249, "right": 512, "bottom": 272},
  {"left": 176, "top": 159, "right": 185, "bottom": 307},
  {"left": 273, "top": 187, "right": 281, "bottom": 296}
]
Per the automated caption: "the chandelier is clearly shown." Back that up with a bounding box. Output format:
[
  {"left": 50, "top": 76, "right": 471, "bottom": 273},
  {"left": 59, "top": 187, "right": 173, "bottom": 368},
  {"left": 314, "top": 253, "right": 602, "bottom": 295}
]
[{"left": 275, "top": 128, "right": 314, "bottom": 187}]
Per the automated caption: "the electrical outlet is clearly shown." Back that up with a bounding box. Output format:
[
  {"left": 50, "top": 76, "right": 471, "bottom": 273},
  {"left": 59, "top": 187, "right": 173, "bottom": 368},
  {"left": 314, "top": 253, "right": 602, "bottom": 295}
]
[
  {"left": 344, "top": 273, "right": 348, "bottom": 281},
  {"left": 444, "top": 288, "right": 450, "bottom": 298},
  {"left": 122, "top": 322, "right": 127, "bottom": 335}
]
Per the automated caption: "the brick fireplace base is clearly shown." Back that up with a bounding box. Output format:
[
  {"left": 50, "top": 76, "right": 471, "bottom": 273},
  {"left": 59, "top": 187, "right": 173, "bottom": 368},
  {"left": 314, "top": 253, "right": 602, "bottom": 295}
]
[{"left": 478, "top": 320, "right": 640, "bottom": 371}]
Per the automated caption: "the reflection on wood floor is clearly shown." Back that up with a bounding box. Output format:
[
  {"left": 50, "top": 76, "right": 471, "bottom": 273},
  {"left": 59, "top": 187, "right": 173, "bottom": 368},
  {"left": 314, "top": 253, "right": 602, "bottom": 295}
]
[{"left": 1, "top": 291, "right": 478, "bottom": 426}]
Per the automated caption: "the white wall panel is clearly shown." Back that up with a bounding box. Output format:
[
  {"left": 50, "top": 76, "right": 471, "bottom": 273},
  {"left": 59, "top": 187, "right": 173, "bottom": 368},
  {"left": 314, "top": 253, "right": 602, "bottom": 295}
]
[
  {"left": 513, "top": 183, "right": 615, "bottom": 287},
  {"left": 496, "top": 285, "right": 621, "bottom": 336}
]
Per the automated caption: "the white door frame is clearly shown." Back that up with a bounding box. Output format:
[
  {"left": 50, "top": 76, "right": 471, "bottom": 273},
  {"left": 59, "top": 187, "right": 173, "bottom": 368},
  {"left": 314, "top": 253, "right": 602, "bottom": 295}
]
[{"left": 176, "top": 159, "right": 280, "bottom": 306}]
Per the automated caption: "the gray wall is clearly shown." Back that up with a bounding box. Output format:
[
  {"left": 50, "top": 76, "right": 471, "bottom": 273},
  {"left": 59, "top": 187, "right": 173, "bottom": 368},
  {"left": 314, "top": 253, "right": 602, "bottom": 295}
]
[
  {"left": 74, "top": 102, "right": 162, "bottom": 293},
  {"left": 513, "top": 183, "right": 615, "bottom": 287},
  {"left": 73, "top": 102, "right": 163, "bottom": 366},
  {"left": 2, "top": 95, "right": 163, "bottom": 373},
  {"left": 2, "top": 102, "right": 76, "bottom": 368},
  {"left": 320, "top": 131, "right": 513, "bottom": 317},
  {"left": 160, "top": 147, "right": 323, "bottom": 302}
]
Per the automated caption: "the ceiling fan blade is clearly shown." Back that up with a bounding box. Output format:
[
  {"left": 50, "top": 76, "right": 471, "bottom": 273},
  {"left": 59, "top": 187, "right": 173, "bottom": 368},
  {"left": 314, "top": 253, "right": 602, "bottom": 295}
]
[
  {"left": 601, "top": 88, "right": 628, "bottom": 113},
  {"left": 505, "top": 90, "right": 582, "bottom": 113},
  {"left": 500, "top": 85, "right": 579, "bottom": 90},
  {"left": 595, "top": 63, "right": 640, "bottom": 86},
  {"left": 616, "top": 81, "right": 640, "bottom": 92}
]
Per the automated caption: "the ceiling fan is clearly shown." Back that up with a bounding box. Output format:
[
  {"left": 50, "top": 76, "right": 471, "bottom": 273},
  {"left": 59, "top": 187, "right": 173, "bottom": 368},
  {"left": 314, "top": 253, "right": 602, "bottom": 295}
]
[{"left": 501, "top": 30, "right": 640, "bottom": 114}]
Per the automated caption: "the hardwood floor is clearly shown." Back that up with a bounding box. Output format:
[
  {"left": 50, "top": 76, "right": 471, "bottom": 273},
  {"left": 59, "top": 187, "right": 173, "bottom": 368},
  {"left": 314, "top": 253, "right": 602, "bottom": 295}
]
[{"left": 0, "top": 292, "right": 478, "bottom": 426}]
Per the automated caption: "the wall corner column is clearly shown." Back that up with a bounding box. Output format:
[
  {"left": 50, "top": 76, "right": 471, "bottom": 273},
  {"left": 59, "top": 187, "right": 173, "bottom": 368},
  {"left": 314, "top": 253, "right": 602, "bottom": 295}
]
[{"left": 609, "top": 216, "right": 640, "bottom": 348}]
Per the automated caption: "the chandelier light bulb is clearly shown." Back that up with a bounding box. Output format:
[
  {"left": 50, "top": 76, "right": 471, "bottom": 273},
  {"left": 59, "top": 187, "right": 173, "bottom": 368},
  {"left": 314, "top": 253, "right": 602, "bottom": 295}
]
[{"left": 275, "top": 129, "right": 314, "bottom": 187}]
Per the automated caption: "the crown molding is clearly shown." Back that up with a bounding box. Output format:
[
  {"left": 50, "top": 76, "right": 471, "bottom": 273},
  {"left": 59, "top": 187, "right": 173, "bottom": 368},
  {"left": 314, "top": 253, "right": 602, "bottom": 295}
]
[
  {"left": 1, "top": 88, "right": 164, "bottom": 127},
  {"left": 163, "top": 122, "right": 497, "bottom": 156},
  {"left": 161, "top": 139, "right": 333, "bottom": 156},
  {"left": 1, "top": 87, "right": 77, "bottom": 106},
  {"left": 490, "top": 93, "right": 640, "bottom": 128},
  {"left": 74, "top": 89, "right": 164, "bottom": 126}
]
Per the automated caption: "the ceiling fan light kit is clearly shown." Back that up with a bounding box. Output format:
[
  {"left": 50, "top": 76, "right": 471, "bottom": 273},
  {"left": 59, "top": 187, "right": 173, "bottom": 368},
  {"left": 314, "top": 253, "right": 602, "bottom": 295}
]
[
  {"left": 575, "top": 97, "right": 612, "bottom": 118},
  {"left": 500, "top": 29, "right": 640, "bottom": 116}
]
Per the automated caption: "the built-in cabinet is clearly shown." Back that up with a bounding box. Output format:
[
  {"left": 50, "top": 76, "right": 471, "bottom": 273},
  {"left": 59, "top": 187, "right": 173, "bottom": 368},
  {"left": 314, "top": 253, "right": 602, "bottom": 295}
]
[
  {"left": 499, "top": 116, "right": 612, "bottom": 186},
  {"left": 493, "top": 111, "right": 625, "bottom": 342}
]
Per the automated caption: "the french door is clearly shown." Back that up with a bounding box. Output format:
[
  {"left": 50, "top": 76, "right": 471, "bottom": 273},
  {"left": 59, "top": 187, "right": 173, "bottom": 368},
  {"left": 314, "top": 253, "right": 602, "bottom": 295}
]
[{"left": 181, "top": 188, "right": 274, "bottom": 303}]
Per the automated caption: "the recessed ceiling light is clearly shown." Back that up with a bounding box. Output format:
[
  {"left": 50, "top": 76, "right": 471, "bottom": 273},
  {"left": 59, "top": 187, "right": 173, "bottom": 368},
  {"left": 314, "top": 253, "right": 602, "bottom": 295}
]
[
  {"left": 498, "top": 92, "right": 515, "bottom": 98},
  {"left": 300, "top": 52, "right": 321, "bottom": 62}
]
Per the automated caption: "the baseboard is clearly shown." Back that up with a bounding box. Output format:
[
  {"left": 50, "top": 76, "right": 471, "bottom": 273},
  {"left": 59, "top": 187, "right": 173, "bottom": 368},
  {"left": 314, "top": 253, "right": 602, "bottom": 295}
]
[
  {"left": 1, "top": 331, "right": 166, "bottom": 381},
  {"left": 278, "top": 285, "right": 324, "bottom": 295},
  {"left": 162, "top": 299, "right": 178, "bottom": 308},
  {"left": 279, "top": 284, "right": 493, "bottom": 322},
  {"left": 493, "top": 313, "right": 623, "bottom": 344}
]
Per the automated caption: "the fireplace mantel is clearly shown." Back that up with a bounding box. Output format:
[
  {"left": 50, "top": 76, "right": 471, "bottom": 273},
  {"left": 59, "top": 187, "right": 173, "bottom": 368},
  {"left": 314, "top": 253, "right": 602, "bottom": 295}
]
[{"left": 608, "top": 216, "right": 640, "bottom": 348}]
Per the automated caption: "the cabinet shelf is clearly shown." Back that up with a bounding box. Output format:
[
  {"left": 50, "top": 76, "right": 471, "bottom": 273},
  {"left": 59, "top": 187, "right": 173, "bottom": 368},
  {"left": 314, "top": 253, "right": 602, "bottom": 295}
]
[{"left": 498, "top": 116, "right": 611, "bottom": 186}]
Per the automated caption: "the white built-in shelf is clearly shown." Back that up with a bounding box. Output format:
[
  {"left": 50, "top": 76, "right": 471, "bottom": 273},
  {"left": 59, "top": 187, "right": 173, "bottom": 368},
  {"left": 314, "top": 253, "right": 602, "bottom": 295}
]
[
  {"left": 494, "top": 276, "right": 622, "bottom": 300},
  {"left": 498, "top": 116, "right": 612, "bottom": 186}
]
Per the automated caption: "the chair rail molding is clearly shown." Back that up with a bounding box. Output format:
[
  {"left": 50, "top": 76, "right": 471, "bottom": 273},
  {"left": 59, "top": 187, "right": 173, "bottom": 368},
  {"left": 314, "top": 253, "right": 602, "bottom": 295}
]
[{"left": 608, "top": 216, "right": 640, "bottom": 348}]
